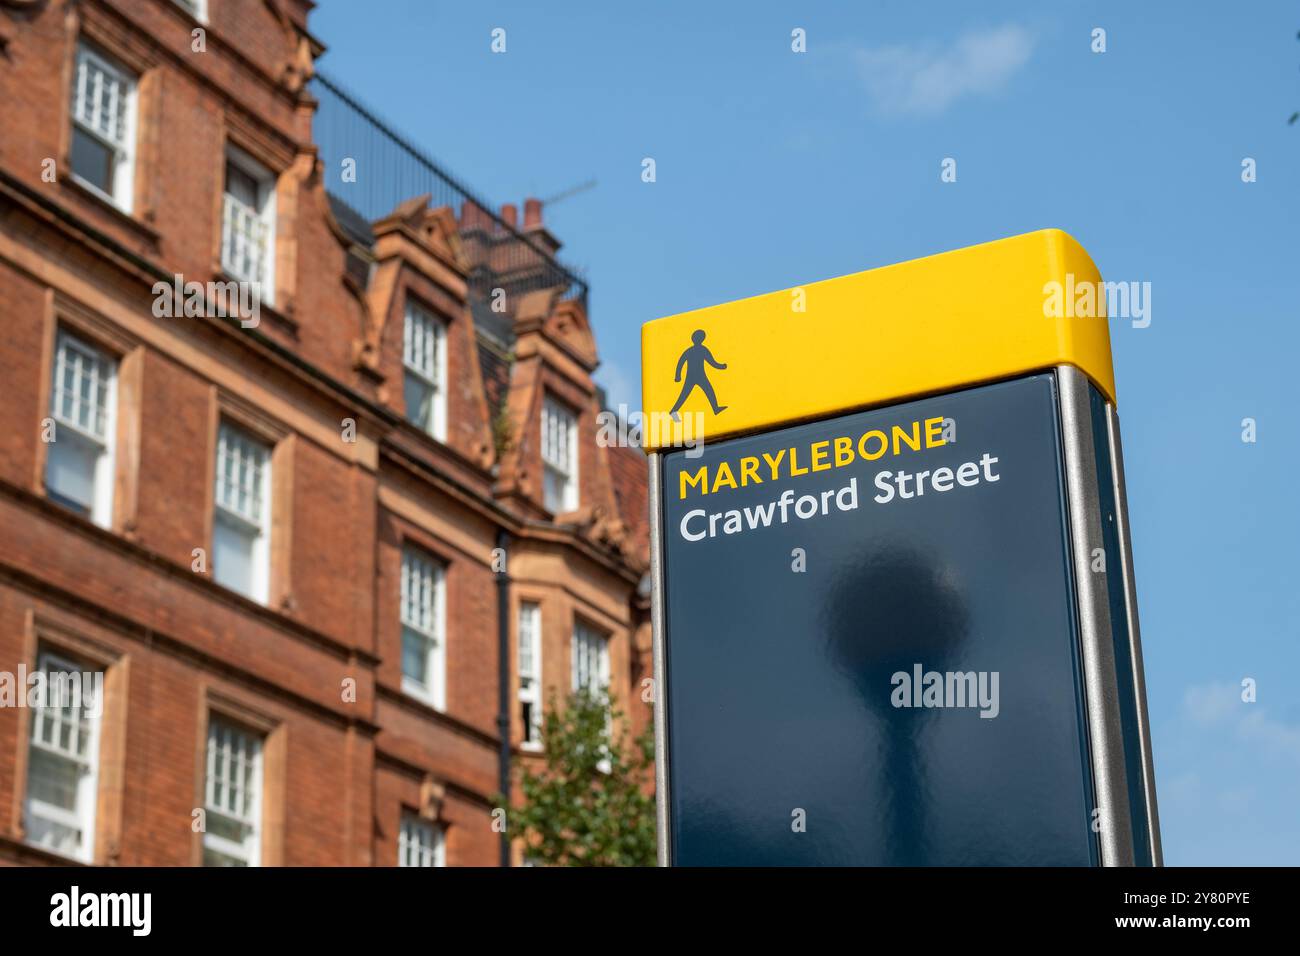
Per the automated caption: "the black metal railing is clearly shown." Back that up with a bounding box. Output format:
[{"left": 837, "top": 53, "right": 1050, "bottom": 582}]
[{"left": 310, "top": 70, "right": 588, "bottom": 312}]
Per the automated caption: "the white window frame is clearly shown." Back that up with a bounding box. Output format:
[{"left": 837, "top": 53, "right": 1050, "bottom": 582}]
[
  {"left": 174, "top": 0, "right": 207, "bottom": 22},
  {"left": 221, "top": 144, "right": 277, "bottom": 306},
  {"left": 398, "top": 811, "right": 445, "bottom": 867},
  {"left": 46, "top": 330, "right": 117, "bottom": 529},
  {"left": 572, "top": 619, "right": 612, "bottom": 773},
  {"left": 69, "top": 43, "right": 137, "bottom": 212},
  {"left": 400, "top": 545, "right": 446, "bottom": 711},
  {"left": 402, "top": 301, "right": 447, "bottom": 441},
  {"left": 202, "top": 717, "right": 263, "bottom": 867},
  {"left": 541, "top": 395, "right": 579, "bottom": 513},
  {"left": 518, "top": 602, "right": 543, "bottom": 750},
  {"left": 212, "top": 421, "right": 272, "bottom": 604},
  {"left": 23, "top": 651, "right": 102, "bottom": 863},
  {"left": 571, "top": 619, "right": 610, "bottom": 697}
]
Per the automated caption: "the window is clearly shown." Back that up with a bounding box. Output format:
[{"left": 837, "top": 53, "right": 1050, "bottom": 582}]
[
  {"left": 398, "top": 811, "right": 445, "bottom": 867},
  {"left": 571, "top": 620, "right": 609, "bottom": 697},
  {"left": 541, "top": 395, "right": 578, "bottom": 513},
  {"left": 174, "top": 0, "right": 207, "bottom": 20},
  {"left": 203, "top": 718, "right": 263, "bottom": 867},
  {"left": 400, "top": 545, "right": 446, "bottom": 710},
  {"left": 518, "top": 602, "right": 542, "bottom": 749},
  {"left": 46, "top": 330, "right": 116, "bottom": 528},
  {"left": 24, "top": 652, "right": 102, "bottom": 862},
  {"left": 69, "top": 44, "right": 137, "bottom": 210},
  {"left": 572, "top": 620, "right": 611, "bottom": 772},
  {"left": 221, "top": 147, "right": 276, "bottom": 304},
  {"left": 212, "top": 421, "right": 272, "bottom": 603},
  {"left": 403, "top": 302, "right": 447, "bottom": 441}
]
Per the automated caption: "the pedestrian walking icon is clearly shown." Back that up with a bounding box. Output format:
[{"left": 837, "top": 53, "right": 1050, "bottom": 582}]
[{"left": 669, "top": 330, "right": 727, "bottom": 421}]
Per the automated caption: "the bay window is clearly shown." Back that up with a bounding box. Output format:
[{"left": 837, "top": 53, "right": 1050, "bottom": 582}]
[
  {"left": 518, "top": 602, "right": 543, "bottom": 749},
  {"left": 571, "top": 619, "right": 609, "bottom": 697}
]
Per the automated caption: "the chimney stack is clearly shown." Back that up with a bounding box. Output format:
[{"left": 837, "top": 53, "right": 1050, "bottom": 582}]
[
  {"left": 523, "top": 197, "right": 543, "bottom": 230},
  {"left": 500, "top": 203, "right": 518, "bottom": 229},
  {"left": 461, "top": 199, "right": 493, "bottom": 232}
]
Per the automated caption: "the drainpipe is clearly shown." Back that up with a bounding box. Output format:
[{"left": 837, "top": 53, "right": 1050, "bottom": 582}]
[{"left": 495, "top": 528, "right": 512, "bottom": 867}]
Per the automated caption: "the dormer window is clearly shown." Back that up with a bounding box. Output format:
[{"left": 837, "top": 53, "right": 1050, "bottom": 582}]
[
  {"left": 541, "top": 395, "right": 578, "bottom": 513},
  {"left": 403, "top": 301, "right": 447, "bottom": 441}
]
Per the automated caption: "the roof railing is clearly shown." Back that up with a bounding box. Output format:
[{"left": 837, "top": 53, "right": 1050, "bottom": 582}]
[{"left": 310, "top": 70, "right": 588, "bottom": 311}]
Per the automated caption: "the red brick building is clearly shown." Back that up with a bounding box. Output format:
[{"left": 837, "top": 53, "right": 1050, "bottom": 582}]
[{"left": 0, "top": 0, "right": 651, "bottom": 866}]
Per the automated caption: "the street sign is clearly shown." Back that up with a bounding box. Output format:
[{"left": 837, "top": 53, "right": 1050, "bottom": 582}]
[{"left": 642, "top": 230, "right": 1161, "bottom": 866}]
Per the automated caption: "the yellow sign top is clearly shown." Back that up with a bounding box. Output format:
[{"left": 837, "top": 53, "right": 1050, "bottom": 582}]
[{"left": 640, "top": 229, "right": 1116, "bottom": 450}]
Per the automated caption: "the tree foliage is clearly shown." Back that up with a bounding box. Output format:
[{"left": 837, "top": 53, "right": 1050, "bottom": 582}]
[{"left": 508, "top": 690, "right": 656, "bottom": 866}]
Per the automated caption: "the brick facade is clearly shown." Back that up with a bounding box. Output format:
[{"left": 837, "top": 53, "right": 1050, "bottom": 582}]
[{"left": 0, "top": 0, "right": 650, "bottom": 867}]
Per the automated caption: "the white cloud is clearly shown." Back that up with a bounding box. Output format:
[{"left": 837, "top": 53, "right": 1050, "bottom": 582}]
[
  {"left": 853, "top": 24, "right": 1036, "bottom": 117},
  {"left": 1183, "top": 680, "right": 1300, "bottom": 764},
  {"left": 1183, "top": 680, "right": 1240, "bottom": 726},
  {"left": 1239, "top": 709, "right": 1300, "bottom": 763}
]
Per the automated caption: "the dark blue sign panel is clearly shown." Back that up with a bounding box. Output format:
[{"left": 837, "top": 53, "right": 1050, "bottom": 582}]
[{"left": 660, "top": 374, "right": 1099, "bottom": 865}]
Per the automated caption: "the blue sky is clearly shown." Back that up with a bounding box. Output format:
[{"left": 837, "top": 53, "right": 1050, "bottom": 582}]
[{"left": 310, "top": 1, "right": 1300, "bottom": 865}]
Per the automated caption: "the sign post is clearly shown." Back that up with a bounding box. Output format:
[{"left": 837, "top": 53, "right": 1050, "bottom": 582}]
[{"left": 642, "top": 230, "right": 1161, "bottom": 866}]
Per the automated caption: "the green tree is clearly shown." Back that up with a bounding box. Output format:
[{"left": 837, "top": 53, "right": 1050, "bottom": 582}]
[{"left": 507, "top": 689, "right": 656, "bottom": 866}]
